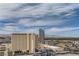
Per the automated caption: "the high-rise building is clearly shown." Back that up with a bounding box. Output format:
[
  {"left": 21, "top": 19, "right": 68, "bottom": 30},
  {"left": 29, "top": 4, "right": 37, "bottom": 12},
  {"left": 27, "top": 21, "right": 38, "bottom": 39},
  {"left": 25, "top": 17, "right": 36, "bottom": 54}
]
[
  {"left": 11, "top": 33, "right": 38, "bottom": 53},
  {"left": 39, "top": 28, "right": 45, "bottom": 44}
]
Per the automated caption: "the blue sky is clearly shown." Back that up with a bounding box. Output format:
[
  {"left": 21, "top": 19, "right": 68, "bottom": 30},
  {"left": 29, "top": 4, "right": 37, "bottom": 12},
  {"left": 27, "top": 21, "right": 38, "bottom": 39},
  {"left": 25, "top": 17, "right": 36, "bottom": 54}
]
[{"left": 0, "top": 3, "right": 79, "bottom": 37}]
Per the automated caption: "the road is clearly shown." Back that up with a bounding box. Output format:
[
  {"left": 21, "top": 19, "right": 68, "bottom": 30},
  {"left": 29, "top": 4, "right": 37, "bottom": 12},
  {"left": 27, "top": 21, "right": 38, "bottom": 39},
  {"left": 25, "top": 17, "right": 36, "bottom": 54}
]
[{"left": 57, "top": 53, "right": 79, "bottom": 56}]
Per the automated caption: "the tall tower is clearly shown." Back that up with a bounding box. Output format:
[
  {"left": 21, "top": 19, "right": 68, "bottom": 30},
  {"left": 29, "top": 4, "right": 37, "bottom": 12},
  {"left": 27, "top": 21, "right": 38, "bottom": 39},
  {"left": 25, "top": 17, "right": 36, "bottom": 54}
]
[{"left": 39, "top": 28, "right": 45, "bottom": 44}]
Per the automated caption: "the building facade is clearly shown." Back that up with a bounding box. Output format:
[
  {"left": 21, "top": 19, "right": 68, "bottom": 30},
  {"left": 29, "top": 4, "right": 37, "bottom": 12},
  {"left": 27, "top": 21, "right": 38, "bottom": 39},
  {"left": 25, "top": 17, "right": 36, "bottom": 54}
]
[
  {"left": 0, "top": 43, "right": 12, "bottom": 56},
  {"left": 11, "top": 33, "right": 38, "bottom": 54},
  {"left": 39, "top": 28, "right": 45, "bottom": 44}
]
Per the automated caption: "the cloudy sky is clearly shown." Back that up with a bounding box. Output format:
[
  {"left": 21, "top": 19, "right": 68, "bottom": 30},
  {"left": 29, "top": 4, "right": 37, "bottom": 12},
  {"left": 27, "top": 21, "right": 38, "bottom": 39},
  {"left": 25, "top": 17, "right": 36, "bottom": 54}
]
[{"left": 0, "top": 3, "right": 79, "bottom": 37}]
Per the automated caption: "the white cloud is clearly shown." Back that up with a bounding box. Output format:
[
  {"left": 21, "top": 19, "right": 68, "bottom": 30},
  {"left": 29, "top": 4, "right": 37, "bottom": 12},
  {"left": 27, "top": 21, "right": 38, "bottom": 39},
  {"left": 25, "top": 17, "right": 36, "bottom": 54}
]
[
  {"left": 0, "top": 3, "right": 19, "bottom": 19},
  {"left": 47, "top": 27, "right": 79, "bottom": 32},
  {"left": 18, "top": 18, "right": 32, "bottom": 24},
  {"left": 2, "top": 26, "right": 16, "bottom": 31},
  {"left": 1, "top": 26, "right": 21, "bottom": 32},
  {"left": 0, "top": 3, "right": 79, "bottom": 35},
  {"left": 0, "top": 3, "right": 78, "bottom": 20},
  {"left": 64, "top": 11, "right": 75, "bottom": 17},
  {"left": 24, "top": 28, "right": 38, "bottom": 33},
  {"left": 13, "top": 3, "right": 79, "bottom": 17},
  {"left": 18, "top": 18, "right": 67, "bottom": 26},
  {"left": 4, "top": 23, "right": 16, "bottom": 26}
]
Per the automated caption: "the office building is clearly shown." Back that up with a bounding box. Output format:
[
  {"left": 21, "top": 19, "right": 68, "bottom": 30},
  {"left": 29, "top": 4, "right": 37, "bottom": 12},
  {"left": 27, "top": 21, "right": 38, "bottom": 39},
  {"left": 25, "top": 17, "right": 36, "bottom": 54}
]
[{"left": 39, "top": 28, "right": 45, "bottom": 43}]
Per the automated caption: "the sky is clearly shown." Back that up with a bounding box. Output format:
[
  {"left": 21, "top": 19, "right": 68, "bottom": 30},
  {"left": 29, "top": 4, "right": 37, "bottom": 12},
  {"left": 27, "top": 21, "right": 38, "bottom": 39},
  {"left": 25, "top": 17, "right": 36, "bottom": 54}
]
[{"left": 0, "top": 3, "right": 79, "bottom": 37}]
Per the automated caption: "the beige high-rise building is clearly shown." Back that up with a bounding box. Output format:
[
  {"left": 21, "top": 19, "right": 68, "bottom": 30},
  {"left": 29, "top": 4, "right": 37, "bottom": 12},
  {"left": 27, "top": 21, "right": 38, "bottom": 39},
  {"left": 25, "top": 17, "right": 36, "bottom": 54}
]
[{"left": 11, "top": 33, "right": 38, "bottom": 53}]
